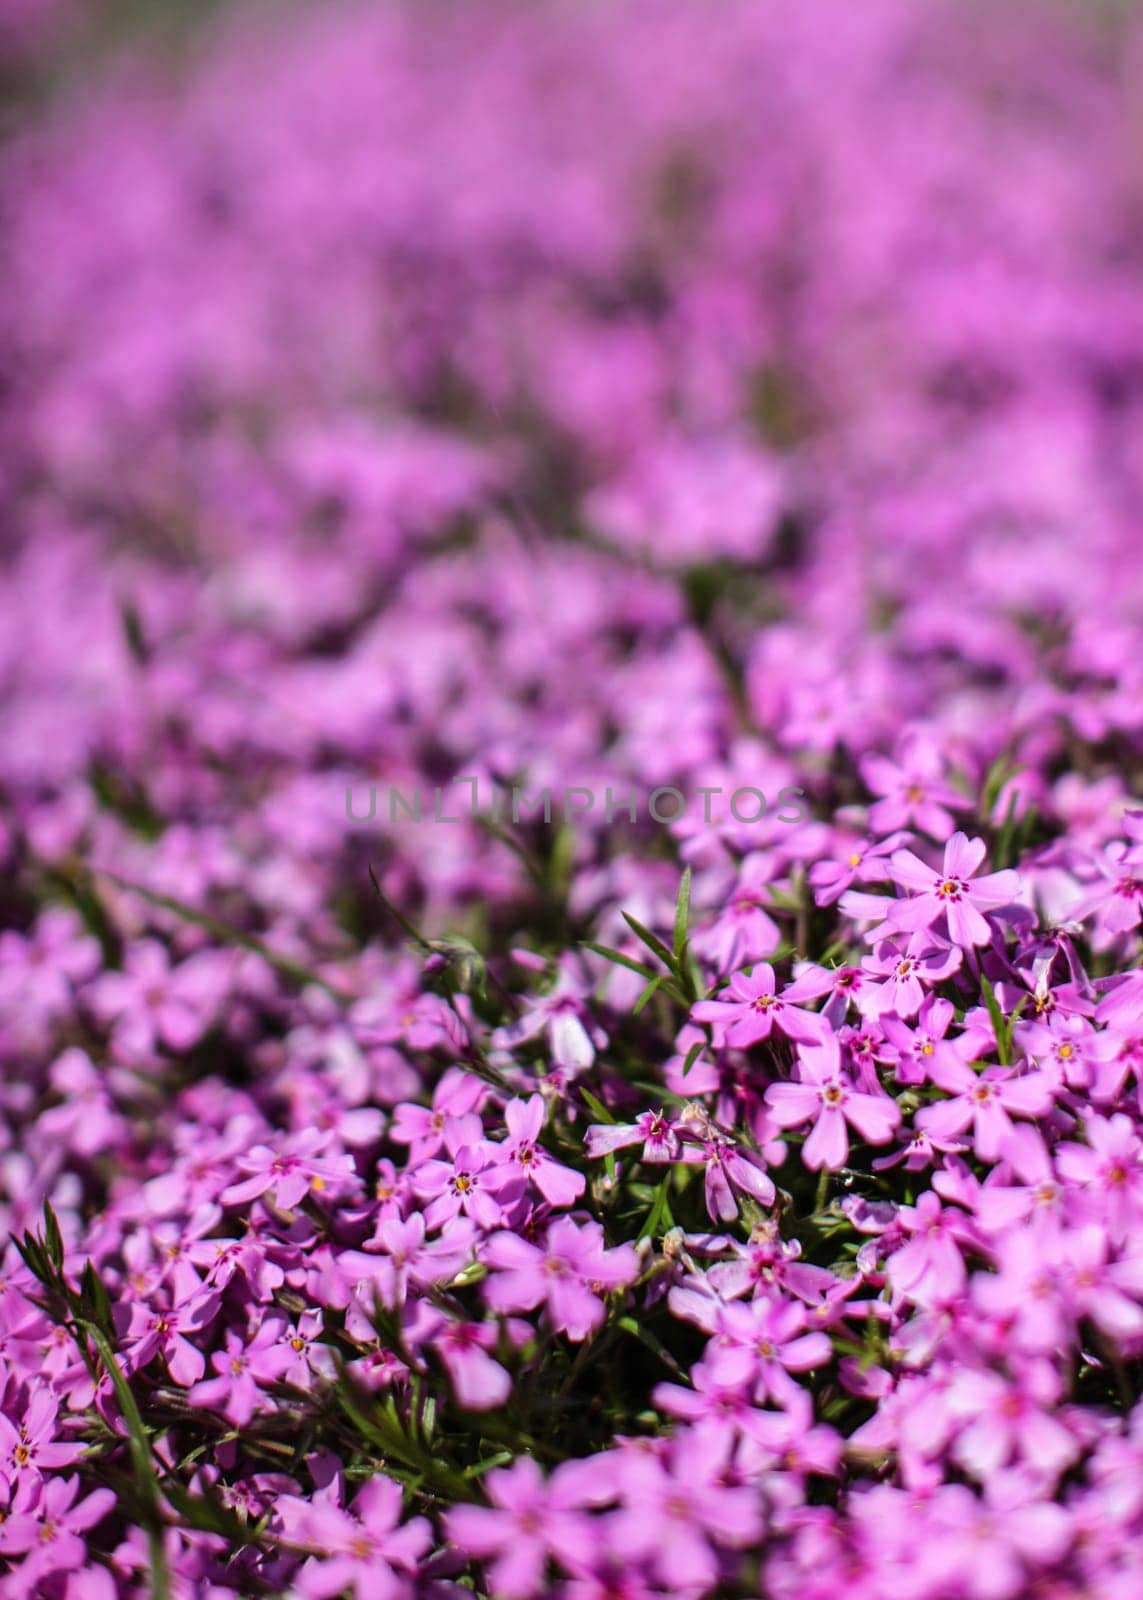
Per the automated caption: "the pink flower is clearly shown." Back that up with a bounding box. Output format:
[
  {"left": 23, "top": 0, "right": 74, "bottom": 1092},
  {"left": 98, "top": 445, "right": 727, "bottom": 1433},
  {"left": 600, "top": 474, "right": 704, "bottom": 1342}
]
[
  {"left": 291, "top": 1475, "right": 431, "bottom": 1600},
  {"left": 0, "top": 1476, "right": 115, "bottom": 1589},
  {"left": 492, "top": 968, "right": 604, "bottom": 1073},
  {"left": 1055, "top": 1113, "right": 1143, "bottom": 1243},
  {"left": 584, "top": 1108, "right": 680, "bottom": 1163},
  {"left": 887, "top": 833, "right": 1020, "bottom": 947},
  {"left": 766, "top": 1033, "right": 901, "bottom": 1170},
  {"left": 389, "top": 1067, "right": 486, "bottom": 1161},
  {"left": 123, "top": 1291, "right": 219, "bottom": 1386},
  {"left": 928, "top": 1480, "right": 1071, "bottom": 1600},
  {"left": 860, "top": 931, "right": 962, "bottom": 1019},
  {"left": 703, "top": 1295, "right": 833, "bottom": 1400},
  {"left": 187, "top": 1318, "right": 298, "bottom": 1426},
  {"left": 886, "top": 1191, "right": 970, "bottom": 1307},
  {"left": 0, "top": 1388, "right": 85, "bottom": 1483},
  {"left": 809, "top": 832, "right": 907, "bottom": 907},
  {"left": 492, "top": 1094, "right": 585, "bottom": 1208},
  {"left": 432, "top": 1318, "right": 513, "bottom": 1411},
  {"left": 410, "top": 1113, "right": 504, "bottom": 1228},
  {"left": 678, "top": 1123, "right": 776, "bottom": 1221},
  {"left": 87, "top": 938, "right": 221, "bottom": 1057},
  {"left": 483, "top": 1217, "right": 638, "bottom": 1341},
  {"left": 860, "top": 734, "right": 969, "bottom": 841},
  {"left": 917, "top": 1062, "right": 1055, "bottom": 1163},
  {"left": 691, "top": 963, "right": 827, "bottom": 1046},
  {"left": 220, "top": 1129, "right": 361, "bottom": 1210},
  {"left": 609, "top": 1429, "right": 763, "bottom": 1593},
  {"left": 446, "top": 1456, "right": 599, "bottom": 1599}
]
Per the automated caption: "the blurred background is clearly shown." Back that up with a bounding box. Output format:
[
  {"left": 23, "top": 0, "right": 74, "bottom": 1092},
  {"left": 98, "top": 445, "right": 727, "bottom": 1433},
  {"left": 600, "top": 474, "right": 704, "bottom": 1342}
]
[{"left": 3, "top": 0, "right": 1143, "bottom": 941}]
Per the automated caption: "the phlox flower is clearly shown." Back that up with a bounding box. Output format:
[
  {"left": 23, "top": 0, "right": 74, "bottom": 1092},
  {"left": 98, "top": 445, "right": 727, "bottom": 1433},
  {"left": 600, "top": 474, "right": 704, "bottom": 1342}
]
[
  {"left": 0, "top": 1387, "right": 85, "bottom": 1483},
  {"left": 584, "top": 1107, "right": 680, "bottom": 1163},
  {"left": 410, "top": 1113, "right": 504, "bottom": 1228},
  {"left": 860, "top": 733, "right": 969, "bottom": 841},
  {"left": 886, "top": 1192, "right": 971, "bottom": 1307},
  {"left": 679, "top": 1127, "right": 776, "bottom": 1221},
  {"left": 916, "top": 1061, "right": 1055, "bottom": 1163},
  {"left": 809, "top": 831, "right": 907, "bottom": 907},
  {"left": 492, "top": 967, "right": 604, "bottom": 1074},
  {"left": 0, "top": 1475, "right": 115, "bottom": 1590},
  {"left": 766, "top": 1033, "right": 901, "bottom": 1170},
  {"left": 1056, "top": 1112, "right": 1143, "bottom": 1242},
  {"left": 887, "top": 832, "right": 1020, "bottom": 947},
  {"left": 859, "top": 931, "right": 961, "bottom": 1019},
  {"left": 188, "top": 1319, "right": 298, "bottom": 1426},
  {"left": 288, "top": 1474, "right": 431, "bottom": 1600},
  {"left": 492, "top": 1093, "right": 585, "bottom": 1208},
  {"left": 691, "top": 962, "right": 827, "bottom": 1047},
  {"left": 220, "top": 1129, "right": 361, "bottom": 1210},
  {"left": 388, "top": 1067, "right": 486, "bottom": 1161},
  {"left": 123, "top": 1291, "right": 220, "bottom": 1386},
  {"left": 446, "top": 1455, "right": 603, "bottom": 1599},
  {"left": 608, "top": 1428, "right": 763, "bottom": 1593},
  {"left": 482, "top": 1216, "right": 638, "bottom": 1340},
  {"left": 703, "top": 1295, "right": 833, "bottom": 1400}
]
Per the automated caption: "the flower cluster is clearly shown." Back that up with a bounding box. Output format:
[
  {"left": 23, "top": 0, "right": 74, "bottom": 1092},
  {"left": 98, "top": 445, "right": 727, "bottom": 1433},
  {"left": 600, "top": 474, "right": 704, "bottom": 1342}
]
[{"left": 2, "top": 0, "right": 1143, "bottom": 1596}]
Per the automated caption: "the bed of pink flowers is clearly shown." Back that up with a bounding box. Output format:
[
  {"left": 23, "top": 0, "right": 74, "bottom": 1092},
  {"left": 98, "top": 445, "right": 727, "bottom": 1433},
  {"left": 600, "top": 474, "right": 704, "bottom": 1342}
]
[{"left": 3, "top": 1, "right": 1143, "bottom": 1596}]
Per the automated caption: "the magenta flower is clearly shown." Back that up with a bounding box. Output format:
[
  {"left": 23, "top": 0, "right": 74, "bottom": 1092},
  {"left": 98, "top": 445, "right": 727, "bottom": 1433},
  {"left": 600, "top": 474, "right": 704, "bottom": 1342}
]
[
  {"left": 491, "top": 1094, "right": 585, "bottom": 1208},
  {"left": 492, "top": 967, "right": 603, "bottom": 1073},
  {"left": 188, "top": 1319, "right": 297, "bottom": 1426},
  {"left": 123, "top": 1292, "right": 219, "bottom": 1386},
  {"left": 887, "top": 832, "right": 1020, "bottom": 947},
  {"left": 690, "top": 853, "right": 782, "bottom": 970},
  {"left": 886, "top": 1192, "right": 971, "bottom": 1307},
  {"left": 446, "top": 1456, "right": 600, "bottom": 1598},
  {"left": 88, "top": 938, "right": 219, "bottom": 1057},
  {"left": 928, "top": 1480, "right": 1071, "bottom": 1600},
  {"left": 1056, "top": 1112, "right": 1143, "bottom": 1243},
  {"left": 220, "top": 1129, "right": 360, "bottom": 1210},
  {"left": 859, "top": 930, "right": 962, "bottom": 1019},
  {"left": 0, "top": 1476, "right": 115, "bottom": 1589},
  {"left": 0, "top": 1388, "right": 85, "bottom": 1483},
  {"left": 483, "top": 1217, "right": 638, "bottom": 1340},
  {"left": 917, "top": 1061, "right": 1055, "bottom": 1162},
  {"left": 683, "top": 1131, "right": 777, "bottom": 1220},
  {"left": 766, "top": 1033, "right": 901, "bottom": 1170},
  {"left": 860, "top": 734, "right": 969, "bottom": 841},
  {"left": 704, "top": 1295, "right": 833, "bottom": 1399},
  {"left": 388, "top": 1067, "right": 486, "bottom": 1161},
  {"left": 431, "top": 1317, "right": 513, "bottom": 1411},
  {"left": 691, "top": 963, "right": 827, "bottom": 1046},
  {"left": 809, "top": 831, "right": 907, "bottom": 907},
  {"left": 290, "top": 1475, "right": 431, "bottom": 1600},
  {"left": 584, "top": 1107, "right": 680, "bottom": 1162},
  {"left": 609, "top": 1430, "right": 763, "bottom": 1593},
  {"left": 410, "top": 1113, "right": 504, "bottom": 1228},
  {"left": 878, "top": 995, "right": 972, "bottom": 1085}
]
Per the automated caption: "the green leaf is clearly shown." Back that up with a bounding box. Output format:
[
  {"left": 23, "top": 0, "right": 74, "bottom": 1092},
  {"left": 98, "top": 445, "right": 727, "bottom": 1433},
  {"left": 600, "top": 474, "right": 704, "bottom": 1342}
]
[
  {"left": 79, "top": 1261, "right": 115, "bottom": 1339},
  {"left": 42, "top": 1203, "right": 64, "bottom": 1271},
  {"left": 680, "top": 1040, "right": 705, "bottom": 1078},
  {"left": 621, "top": 912, "right": 674, "bottom": 969},
  {"left": 673, "top": 867, "right": 692, "bottom": 960},
  {"left": 633, "top": 975, "right": 666, "bottom": 1014},
  {"left": 616, "top": 1314, "right": 683, "bottom": 1374},
  {"left": 579, "top": 1087, "right": 618, "bottom": 1126},
  {"left": 89, "top": 868, "right": 352, "bottom": 1001},
  {"left": 979, "top": 973, "right": 1011, "bottom": 1065},
  {"left": 638, "top": 1172, "right": 676, "bottom": 1241},
  {"left": 581, "top": 941, "right": 658, "bottom": 981},
  {"left": 79, "top": 1321, "right": 171, "bottom": 1600}
]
